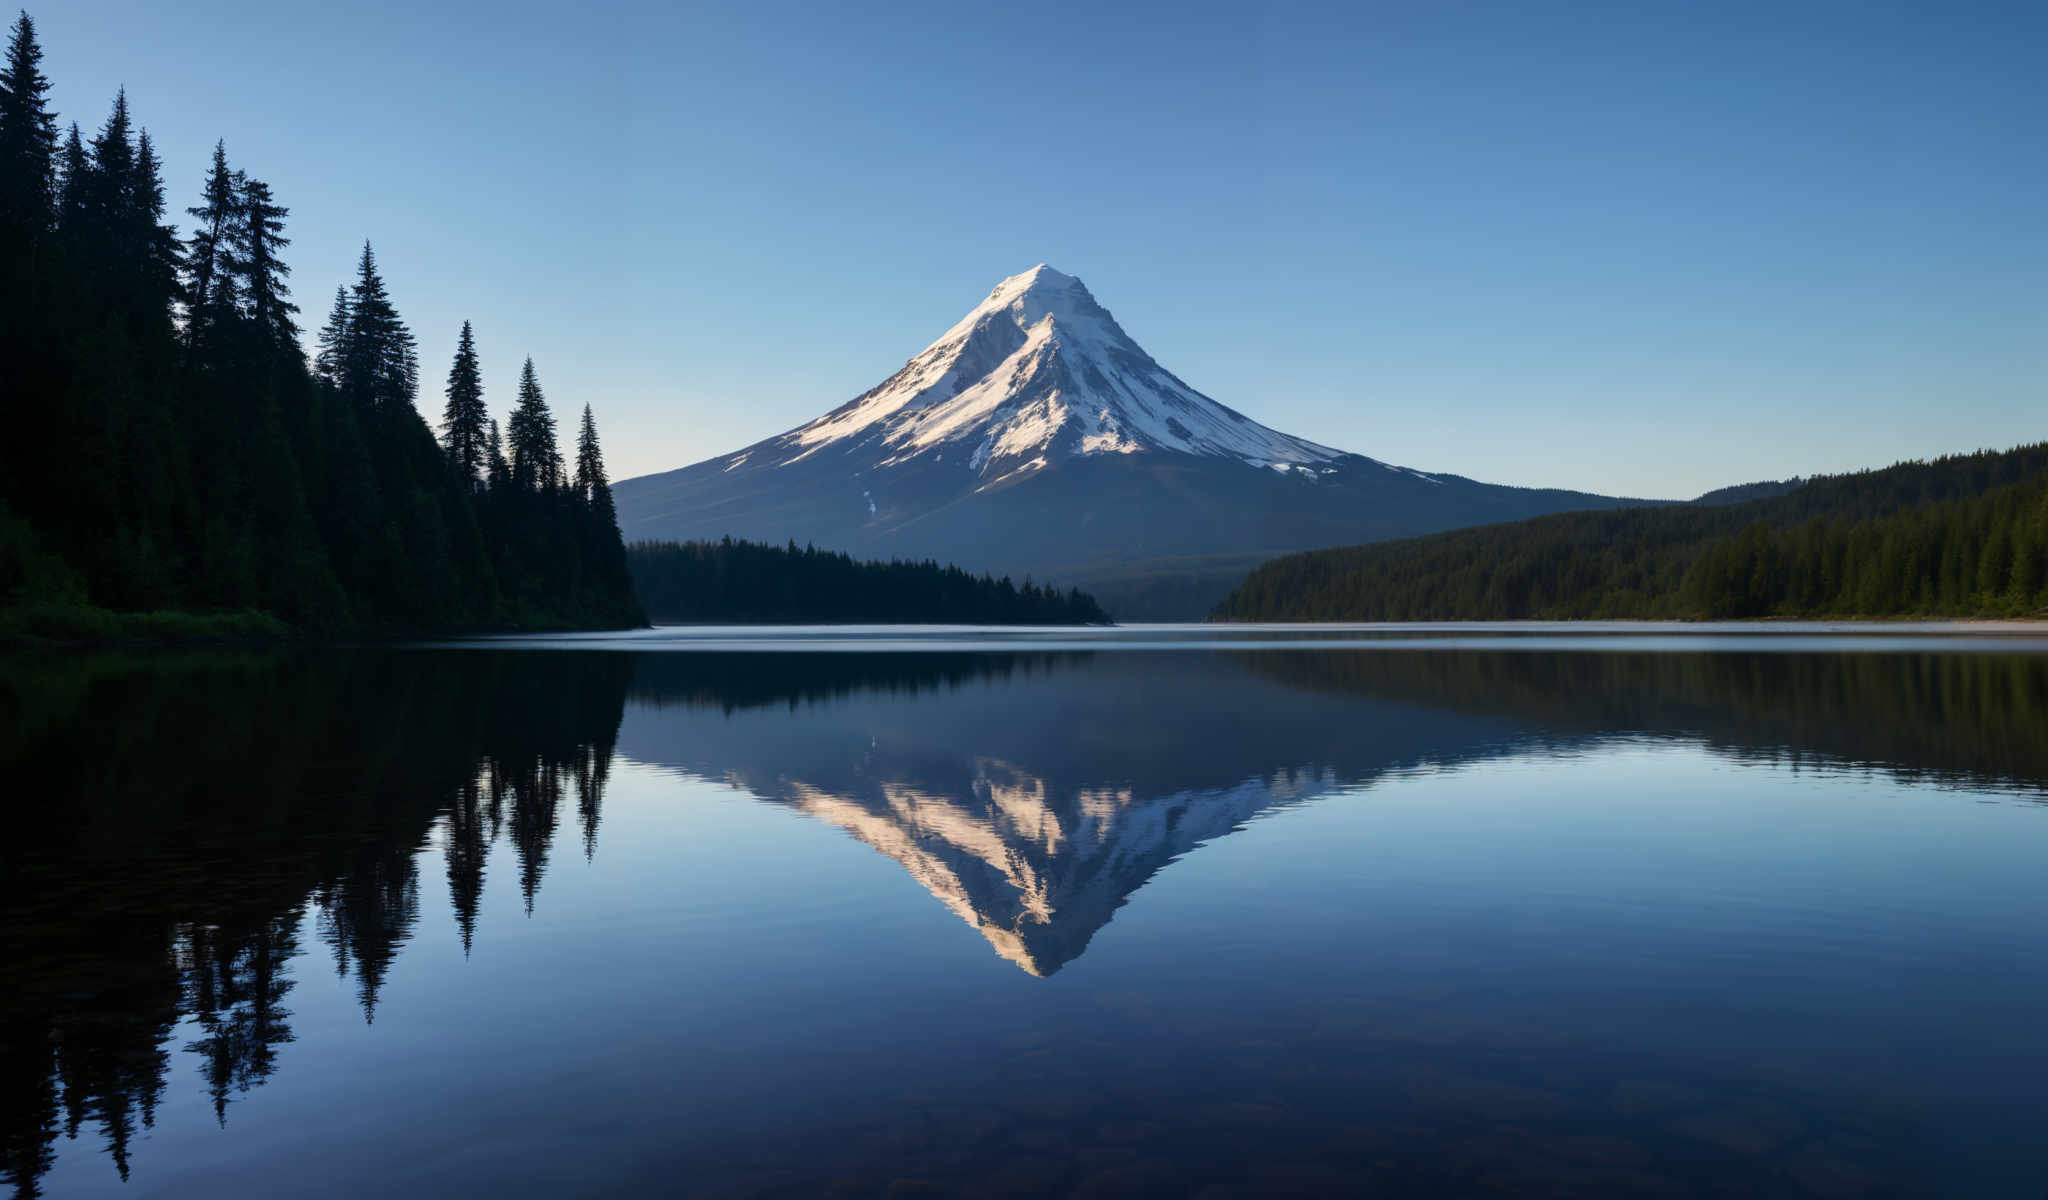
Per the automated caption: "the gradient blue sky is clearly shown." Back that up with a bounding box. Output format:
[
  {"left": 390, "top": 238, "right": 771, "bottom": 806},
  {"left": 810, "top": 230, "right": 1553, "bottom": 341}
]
[{"left": 37, "top": 0, "right": 2046, "bottom": 497}]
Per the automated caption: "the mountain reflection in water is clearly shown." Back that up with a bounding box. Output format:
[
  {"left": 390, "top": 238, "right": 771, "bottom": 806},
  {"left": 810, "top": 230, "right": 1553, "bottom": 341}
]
[{"left": 2, "top": 644, "right": 2045, "bottom": 1197}]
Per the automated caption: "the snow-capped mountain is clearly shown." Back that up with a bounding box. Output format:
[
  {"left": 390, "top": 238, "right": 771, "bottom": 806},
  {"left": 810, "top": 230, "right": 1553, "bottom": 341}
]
[
  {"left": 614, "top": 266, "right": 1645, "bottom": 617},
  {"left": 777, "top": 264, "right": 1348, "bottom": 487}
]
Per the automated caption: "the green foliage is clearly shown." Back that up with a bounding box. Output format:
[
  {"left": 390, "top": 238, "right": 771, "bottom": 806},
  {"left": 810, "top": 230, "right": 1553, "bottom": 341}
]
[
  {"left": 439, "top": 321, "right": 488, "bottom": 483},
  {"left": 1218, "top": 444, "right": 2048, "bottom": 621},
  {"left": 0, "top": 10, "right": 58, "bottom": 234},
  {"left": 182, "top": 139, "right": 238, "bottom": 349},
  {"left": 507, "top": 357, "right": 560, "bottom": 491},
  {"left": 0, "top": 18, "right": 641, "bottom": 637},
  {"left": 233, "top": 173, "right": 295, "bottom": 346},
  {"left": 0, "top": 603, "right": 295, "bottom": 646},
  {"left": 629, "top": 538, "right": 1112, "bottom": 624},
  {"left": 336, "top": 241, "right": 415, "bottom": 410}
]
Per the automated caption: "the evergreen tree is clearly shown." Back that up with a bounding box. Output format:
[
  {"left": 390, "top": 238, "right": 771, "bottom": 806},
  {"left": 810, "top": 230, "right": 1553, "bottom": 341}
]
[
  {"left": 485, "top": 417, "right": 509, "bottom": 491},
  {"left": 573, "top": 404, "right": 608, "bottom": 502},
  {"left": 0, "top": 21, "right": 646, "bottom": 644},
  {"left": 233, "top": 172, "right": 295, "bottom": 347},
  {"left": 52, "top": 118, "right": 83, "bottom": 232},
  {"left": 576, "top": 405, "right": 621, "bottom": 547},
  {"left": 0, "top": 10, "right": 57, "bottom": 237},
  {"left": 313, "top": 284, "right": 350, "bottom": 386},
  {"left": 75, "top": 92, "right": 180, "bottom": 322},
  {"left": 80, "top": 89, "right": 134, "bottom": 253},
  {"left": 131, "top": 127, "right": 183, "bottom": 320},
  {"left": 439, "top": 321, "right": 487, "bottom": 483},
  {"left": 339, "top": 241, "right": 416, "bottom": 409},
  {"left": 626, "top": 539, "right": 1110, "bottom": 624},
  {"left": 183, "top": 140, "right": 239, "bottom": 345},
  {"left": 507, "top": 357, "right": 559, "bottom": 491}
]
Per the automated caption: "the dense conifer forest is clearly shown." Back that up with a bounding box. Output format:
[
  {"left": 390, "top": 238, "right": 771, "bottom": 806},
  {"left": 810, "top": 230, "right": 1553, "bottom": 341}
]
[
  {"left": 1217, "top": 444, "right": 2048, "bottom": 621},
  {"left": 0, "top": 13, "right": 641, "bottom": 637},
  {"left": 628, "top": 538, "right": 1112, "bottom": 624}
]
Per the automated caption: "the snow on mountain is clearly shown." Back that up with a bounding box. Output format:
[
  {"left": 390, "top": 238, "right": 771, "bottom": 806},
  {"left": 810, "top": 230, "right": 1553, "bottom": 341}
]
[
  {"left": 772, "top": 265, "right": 1351, "bottom": 488},
  {"left": 612, "top": 265, "right": 1643, "bottom": 618}
]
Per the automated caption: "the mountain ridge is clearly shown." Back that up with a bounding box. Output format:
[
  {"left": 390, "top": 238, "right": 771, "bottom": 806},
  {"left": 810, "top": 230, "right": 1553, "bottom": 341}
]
[
  {"left": 614, "top": 266, "right": 1658, "bottom": 618},
  {"left": 1214, "top": 442, "right": 2048, "bottom": 621}
]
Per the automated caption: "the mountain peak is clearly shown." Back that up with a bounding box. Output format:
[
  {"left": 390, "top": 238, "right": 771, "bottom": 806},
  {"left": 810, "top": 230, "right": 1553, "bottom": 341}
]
[
  {"left": 953, "top": 264, "right": 1102, "bottom": 342},
  {"left": 612, "top": 268, "right": 1641, "bottom": 618},
  {"left": 996, "top": 262, "right": 1076, "bottom": 291},
  {"left": 777, "top": 266, "right": 1340, "bottom": 482}
]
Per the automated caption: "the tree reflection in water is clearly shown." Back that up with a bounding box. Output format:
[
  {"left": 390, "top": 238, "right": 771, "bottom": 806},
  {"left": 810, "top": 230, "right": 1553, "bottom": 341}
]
[{"left": 2, "top": 645, "right": 2044, "bottom": 1196}]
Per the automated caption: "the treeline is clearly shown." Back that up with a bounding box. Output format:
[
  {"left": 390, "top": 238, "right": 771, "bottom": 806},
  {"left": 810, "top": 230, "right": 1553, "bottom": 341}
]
[
  {"left": 0, "top": 13, "right": 640, "bottom": 634},
  {"left": 628, "top": 538, "right": 1112, "bottom": 624},
  {"left": 1217, "top": 443, "right": 2048, "bottom": 620}
]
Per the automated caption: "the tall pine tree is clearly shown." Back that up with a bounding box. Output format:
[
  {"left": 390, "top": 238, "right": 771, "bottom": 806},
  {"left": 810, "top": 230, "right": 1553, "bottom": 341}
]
[
  {"left": 574, "top": 404, "right": 612, "bottom": 515},
  {"left": 440, "top": 321, "right": 487, "bottom": 484},
  {"left": 77, "top": 89, "right": 135, "bottom": 275},
  {"left": 75, "top": 92, "right": 180, "bottom": 324},
  {"left": 131, "top": 128, "right": 183, "bottom": 323},
  {"left": 0, "top": 11, "right": 647, "bottom": 660},
  {"left": 183, "top": 140, "right": 239, "bottom": 350},
  {"left": 507, "top": 357, "right": 559, "bottom": 491},
  {"left": 0, "top": 10, "right": 57, "bottom": 238},
  {"left": 52, "top": 119, "right": 84, "bottom": 233},
  {"left": 339, "top": 241, "right": 415, "bottom": 409},
  {"left": 233, "top": 173, "right": 295, "bottom": 347},
  {"left": 313, "top": 284, "right": 350, "bottom": 386},
  {"left": 485, "top": 417, "right": 510, "bottom": 491}
]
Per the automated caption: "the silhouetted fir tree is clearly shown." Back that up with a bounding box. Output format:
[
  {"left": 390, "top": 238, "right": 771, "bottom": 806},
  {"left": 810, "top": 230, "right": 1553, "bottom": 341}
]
[
  {"left": 182, "top": 140, "right": 239, "bottom": 349},
  {"left": 76, "top": 89, "right": 135, "bottom": 273},
  {"left": 131, "top": 129, "right": 182, "bottom": 318},
  {"left": 439, "top": 321, "right": 487, "bottom": 483},
  {"left": 73, "top": 93, "right": 177, "bottom": 323},
  {"left": 232, "top": 173, "right": 294, "bottom": 347},
  {"left": 485, "top": 416, "right": 510, "bottom": 490},
  {"left": 339, "top": 241, "right": 415, "bottom": 409},
  {"left": 0, "top": 10, "right": 57, "bottom": 237},
  {"left": 312, "top": 284, "right": 349, "bottom": 385},
  {"left": 507, "top": 357, "right": 559, "bottom": 491},
  {"left": 51, "top": 117, "right": 82, "bottom": 230},
  {"left": 0, "top": 16, "right": 641, "bottom": 636},
  {"left": 574, "top": 403, "right": 607, "bottom": 503}
]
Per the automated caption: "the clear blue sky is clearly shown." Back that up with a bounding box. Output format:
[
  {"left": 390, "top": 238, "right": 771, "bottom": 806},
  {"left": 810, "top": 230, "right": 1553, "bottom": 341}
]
[{"left": 36, "top": 0, "right": 2047, "bottom": 497}]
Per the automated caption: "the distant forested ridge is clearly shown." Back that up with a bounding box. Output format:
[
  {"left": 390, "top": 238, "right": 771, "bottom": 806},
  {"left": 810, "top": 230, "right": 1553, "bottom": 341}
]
[
  {"left": 629, "top": 539, "right": 1112, "bottom": 624},
  {"left": 0, "top": 13, "right": 641, "bottom": 635},
  {"left": 1217, "top": 444, "right": 2048, "bottom": 621}
]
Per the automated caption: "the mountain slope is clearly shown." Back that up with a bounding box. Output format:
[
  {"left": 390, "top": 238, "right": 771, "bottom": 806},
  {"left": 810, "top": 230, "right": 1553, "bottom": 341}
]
[
  {"left": 1215, "top": 443, "right": 2048, "bottom": 621},
  {"left": 614, "top": 266, "right": 1650, "bottom": 617}
]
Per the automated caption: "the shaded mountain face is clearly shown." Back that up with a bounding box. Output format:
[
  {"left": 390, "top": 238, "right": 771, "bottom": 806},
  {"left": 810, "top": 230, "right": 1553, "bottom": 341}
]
[{"left": 613, "top": 267, "right": 1650, "bottom": 616}]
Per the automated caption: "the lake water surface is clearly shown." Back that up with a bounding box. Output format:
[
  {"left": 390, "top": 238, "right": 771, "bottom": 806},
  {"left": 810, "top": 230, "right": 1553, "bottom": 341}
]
[{"left": 5, "top": 626, "right": 2047, "bottom": 1198}]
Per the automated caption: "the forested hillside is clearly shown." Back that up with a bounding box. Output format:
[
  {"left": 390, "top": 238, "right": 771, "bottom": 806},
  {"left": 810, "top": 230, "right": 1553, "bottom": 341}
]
[
  {"left": 629, "top": 539, "right": 1111, "bottom": 624},
  {"left": 1217, "top": 444, "right": 2048, "bottom": 621},
  {"left": 0, "top": 13, "right": 641, "bottom": 636}
]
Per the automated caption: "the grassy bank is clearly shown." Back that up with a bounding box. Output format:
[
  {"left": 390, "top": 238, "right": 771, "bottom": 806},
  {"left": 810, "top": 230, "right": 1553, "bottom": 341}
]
[{"left": 0, "top": 603, "right": 299, "bottom": 647}]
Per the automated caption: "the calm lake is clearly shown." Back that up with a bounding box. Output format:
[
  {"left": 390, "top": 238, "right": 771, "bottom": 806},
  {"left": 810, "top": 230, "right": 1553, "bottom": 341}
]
[{"left": 5, "top": 626, "right": 2047, "bottom": 1198}]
